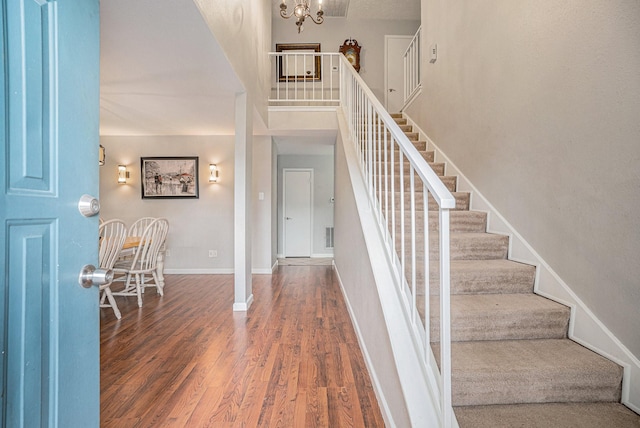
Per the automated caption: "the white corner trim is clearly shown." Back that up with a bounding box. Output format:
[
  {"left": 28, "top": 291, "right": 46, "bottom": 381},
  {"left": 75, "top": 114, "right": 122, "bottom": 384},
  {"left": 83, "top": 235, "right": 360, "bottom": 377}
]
[
  {"left": 404, "top": 113, "right": 640, "bottom": 411},
  {"left": 333, "top": 265, "right": 395, "bottom": 428},
  {"left": 233, "top": 293, "right": 254, "bottom": 312},
  {"left": 252, "top": 267, "right": 273, "bottom": 275},
  {"left": 164, "top": 268, "right": 234, "bottom": 275},
  {"left": 272, "top": 259, "right": 279, "bottom": 273}
]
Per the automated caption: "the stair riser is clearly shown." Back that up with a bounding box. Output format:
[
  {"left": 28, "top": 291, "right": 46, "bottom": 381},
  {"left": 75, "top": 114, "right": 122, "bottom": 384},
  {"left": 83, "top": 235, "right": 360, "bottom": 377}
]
[
  {"left": 366, "top": 140, "right": 428, "bottom": 151},
  {"left": 387, "top": 191, "right": 469, "bottom": 211},
  {"left": 427, "top": 306, "right": 570, "bottom": 342},
  {"left": 393, "top": 175, "right": 457, "bottom": 192},
  {"left": 394, "top": 234, "right": 509, "bottom": 260},
  {"left": 432, "top": 341, "right": 624, "bottom": 407},
  {"left": 375, "top": 161, "right": 445, "bottom": 176},
  {"left": 390, "top": 211, "right": 487, "bottom": 233},
  {"left": 424, "top": 266, "right": 536, "bottom": 295}
]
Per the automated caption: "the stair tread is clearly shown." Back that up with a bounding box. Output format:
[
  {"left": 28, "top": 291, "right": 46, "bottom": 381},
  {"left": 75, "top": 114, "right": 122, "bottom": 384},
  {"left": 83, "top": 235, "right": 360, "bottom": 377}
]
[
  {"left": 437, "top": 338, "right": 624, "bottom": 406},
  {"left": 455, "top": 402, "right": 640, "bottom": 428}
]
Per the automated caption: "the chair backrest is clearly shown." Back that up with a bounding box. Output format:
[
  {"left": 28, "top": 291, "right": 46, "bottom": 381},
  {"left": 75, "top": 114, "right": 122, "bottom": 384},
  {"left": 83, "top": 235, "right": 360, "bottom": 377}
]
[
  {"left": 128, "top": 217, "right": 156, "bottom": 238},
  {"left": 128, "top": 218, "right": 169, "bottom": 272},
  {"left": 99, "top": 219, "right": 127, "bottom": 270}
]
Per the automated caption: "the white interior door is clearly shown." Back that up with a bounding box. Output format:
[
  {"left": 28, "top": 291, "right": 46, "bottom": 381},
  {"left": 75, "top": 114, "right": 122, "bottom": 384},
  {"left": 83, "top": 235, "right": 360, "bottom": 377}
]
[
  {"left": 284, "top": 169, "right": 312, "bottom": 257},
  {"left": 385, "top": 35, "right": 413, "bottom": 113}
]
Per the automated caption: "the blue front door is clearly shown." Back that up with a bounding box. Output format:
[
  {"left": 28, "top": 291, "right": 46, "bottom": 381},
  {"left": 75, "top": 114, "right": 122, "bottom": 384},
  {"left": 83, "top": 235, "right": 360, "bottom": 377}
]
[{"left": 1, "top": 0, "right": 100, "bottom": 426}]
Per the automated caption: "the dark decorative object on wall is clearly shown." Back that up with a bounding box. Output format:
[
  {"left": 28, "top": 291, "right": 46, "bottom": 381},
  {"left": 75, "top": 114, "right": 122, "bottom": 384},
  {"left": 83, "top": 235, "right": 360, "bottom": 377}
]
[
  {"left": 141, "top": 156, "right": 199, "bottom": 199},
  {"left": 339, "top": 39, "right": 361, "bottom": 72},
  {"left": 275, "top": 43, "right": 322, "bottom": 82}
]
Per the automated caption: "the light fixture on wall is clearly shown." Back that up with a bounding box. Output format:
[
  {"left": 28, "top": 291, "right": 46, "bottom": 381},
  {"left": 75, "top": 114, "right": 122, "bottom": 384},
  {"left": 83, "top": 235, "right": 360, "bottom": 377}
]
[
  {"left": 209, "top": 164, "right": 219, "bottom": 183},
  {"left": 280, "top": 0, "right": 324, "bottom": 33},
  {"left": 99, "top": 145, "right": 106, "bottom": 166},
  {"left": 117, "top": 165, "right": 130, "bottom": 184}
]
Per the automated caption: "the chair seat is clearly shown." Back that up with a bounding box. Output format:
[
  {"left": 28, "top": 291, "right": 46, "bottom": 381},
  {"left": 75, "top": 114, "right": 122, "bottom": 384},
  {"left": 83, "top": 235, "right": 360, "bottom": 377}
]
[{"left": 110, "top": 218, "right": 169, "bottom": 308}]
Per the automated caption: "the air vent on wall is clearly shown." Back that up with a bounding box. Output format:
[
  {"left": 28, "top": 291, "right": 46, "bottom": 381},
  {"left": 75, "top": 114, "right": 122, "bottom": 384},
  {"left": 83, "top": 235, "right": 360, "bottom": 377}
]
[{"left": 325, "top": 227, "right": 335, "bottom": 249}]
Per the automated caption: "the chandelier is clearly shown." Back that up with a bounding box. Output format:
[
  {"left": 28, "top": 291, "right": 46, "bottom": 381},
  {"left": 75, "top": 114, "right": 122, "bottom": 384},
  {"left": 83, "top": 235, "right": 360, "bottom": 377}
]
[{"left": 279, "top": 0, "right": 324, "bottom": 33}]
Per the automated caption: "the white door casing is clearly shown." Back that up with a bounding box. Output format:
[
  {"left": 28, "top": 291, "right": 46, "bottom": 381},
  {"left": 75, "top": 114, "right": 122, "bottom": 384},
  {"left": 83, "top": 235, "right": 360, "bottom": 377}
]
[{"left": 283, "top": 169, "right": 313, "bottom": 257}]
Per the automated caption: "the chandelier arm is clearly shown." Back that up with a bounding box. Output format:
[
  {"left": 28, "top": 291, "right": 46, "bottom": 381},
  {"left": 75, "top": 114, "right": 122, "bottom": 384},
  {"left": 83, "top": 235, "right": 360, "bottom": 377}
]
[
  {"left": 308, "top": 14, "right": 324, "bottom": 25},
  {"left": 280, "top": 10, "right": 296, "bottom": 19}
]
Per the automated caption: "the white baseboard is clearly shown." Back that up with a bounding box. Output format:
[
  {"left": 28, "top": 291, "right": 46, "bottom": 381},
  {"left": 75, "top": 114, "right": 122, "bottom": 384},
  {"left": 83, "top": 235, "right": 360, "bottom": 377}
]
[
  {"left": 233, "top": 293, "right": 254, "bottom": 312},
  {"left": 252, "top": 268, "right": 273, "bottom": 275},
  {"left": 276, "top": 253, "right": 334, "bottom": 258},
  {"left": 164, "top": 268, "right": 234, "bottom": 275},
  {"left": 333, "top": 265, "right": 395, "bottom": 428},
  {"left": 311, "top": 253, "right": 334, "bottom": 258},
  {"left": 405, "top": 113, "right": 640, "bottom": 411}
]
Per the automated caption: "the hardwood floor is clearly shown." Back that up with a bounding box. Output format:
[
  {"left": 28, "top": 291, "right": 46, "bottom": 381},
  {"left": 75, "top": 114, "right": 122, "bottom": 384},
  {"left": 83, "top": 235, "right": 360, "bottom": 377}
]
[{"left": 100, "top": 266, "right": 385, "bottom": 427}]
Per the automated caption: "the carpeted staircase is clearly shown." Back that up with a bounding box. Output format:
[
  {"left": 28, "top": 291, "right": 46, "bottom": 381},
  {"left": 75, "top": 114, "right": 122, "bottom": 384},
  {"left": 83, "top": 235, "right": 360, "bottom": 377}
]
[{"left": 387, "top": 113, "right": 640, "bottom": 427}]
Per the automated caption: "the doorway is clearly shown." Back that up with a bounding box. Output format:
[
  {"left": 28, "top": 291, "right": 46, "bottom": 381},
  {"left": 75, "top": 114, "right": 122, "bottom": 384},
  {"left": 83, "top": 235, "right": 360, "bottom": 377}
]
[
  {"left": 283, "top": 169, "right": 313, "bottom": 257},
  {"left": 385, "top": 35, "right": 413, "bottom": 113}
]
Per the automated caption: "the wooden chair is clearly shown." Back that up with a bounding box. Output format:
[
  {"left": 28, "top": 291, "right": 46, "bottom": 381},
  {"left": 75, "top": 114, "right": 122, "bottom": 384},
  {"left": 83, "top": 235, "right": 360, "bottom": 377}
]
[
  {"left": 112, "top": 218, "right": 169, "bottom": 307},
  {"left": 98, "top": 219, "right": 127, "bottom": 319}
]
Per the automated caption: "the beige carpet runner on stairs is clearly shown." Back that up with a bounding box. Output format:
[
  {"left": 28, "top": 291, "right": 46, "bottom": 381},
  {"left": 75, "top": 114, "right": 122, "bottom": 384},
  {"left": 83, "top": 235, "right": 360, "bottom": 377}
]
[{"left": 388, "top": 113, "right": 640, "bottom": 427}]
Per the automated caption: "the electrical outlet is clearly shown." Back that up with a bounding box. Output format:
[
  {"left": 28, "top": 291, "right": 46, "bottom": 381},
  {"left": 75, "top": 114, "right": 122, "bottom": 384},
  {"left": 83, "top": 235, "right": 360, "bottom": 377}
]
[
  {"left": 208, "top": 250, "right": 217, "bottom": 258},
  {"left": 165, "top": 249, "right": 171, "bottom": 257}
]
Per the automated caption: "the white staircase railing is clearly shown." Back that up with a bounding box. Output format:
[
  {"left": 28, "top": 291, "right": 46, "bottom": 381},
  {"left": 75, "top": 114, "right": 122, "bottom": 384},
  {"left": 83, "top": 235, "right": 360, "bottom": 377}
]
[
  {"left": 404, "top": 27, "right": 422, "bottom": 107},
  {"left": 269, "top": 52, "right": 341, "bottom": 105},
  {"left": 339, "top": 55, "right": 455, "bottom": 427}
]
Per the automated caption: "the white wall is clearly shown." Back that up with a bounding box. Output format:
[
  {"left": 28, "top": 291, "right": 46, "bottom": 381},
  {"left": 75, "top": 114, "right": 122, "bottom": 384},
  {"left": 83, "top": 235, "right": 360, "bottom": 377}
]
[
  {"left": 99, "top": 135, "right": 274, "bottom": 273},
  {"left": 406, "top": 0, "right": 640, "bottom": 356},
  {"left": 277, "top": 153, "right": 335, "bottom": 257},
  {"left": 272, "top": 17, "right": 420, "bottom": 102},
  {"left": 194, "top": 0, "right": 272, "bottom": 125}
]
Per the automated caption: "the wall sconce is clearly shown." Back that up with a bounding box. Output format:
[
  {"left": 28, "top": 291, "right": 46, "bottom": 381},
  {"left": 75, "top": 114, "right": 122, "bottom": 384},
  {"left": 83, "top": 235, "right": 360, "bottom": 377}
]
[
  {"left": 117, "top": 165, "right": 130, "bottom": 184},
  {"left": 99, "top": 145, "right": 106, "bottom": 166},
  {"left": 209, "top": 164, "right": 219, "bottom": 183}
]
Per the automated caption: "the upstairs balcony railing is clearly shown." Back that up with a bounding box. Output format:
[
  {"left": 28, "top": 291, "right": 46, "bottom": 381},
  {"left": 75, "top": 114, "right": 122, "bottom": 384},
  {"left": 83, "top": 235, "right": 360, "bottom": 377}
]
[
  {"left": 270, "top": 50, "right": 455, "bottom": 427},
  {"left": 269, "top": 52, "right": 341, "bottom": 106}
]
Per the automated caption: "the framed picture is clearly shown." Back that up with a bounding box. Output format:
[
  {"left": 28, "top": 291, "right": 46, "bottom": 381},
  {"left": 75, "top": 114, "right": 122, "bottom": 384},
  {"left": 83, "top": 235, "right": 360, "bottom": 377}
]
[
  {"left": 141, "top": 156, "right": 199, "bottom": 199},
  {"left": 275, "top": 43, "right": 321, "bottom": 82}
]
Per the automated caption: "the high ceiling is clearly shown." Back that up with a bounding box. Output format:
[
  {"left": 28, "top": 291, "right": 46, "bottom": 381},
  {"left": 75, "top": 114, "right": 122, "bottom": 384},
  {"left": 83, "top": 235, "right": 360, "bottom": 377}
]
[
  {"left": 100, "top": 0, "right": 243, "bottom": 136},
  {"left": 100, "top": 0, "right": 421, "bottom": 137}
]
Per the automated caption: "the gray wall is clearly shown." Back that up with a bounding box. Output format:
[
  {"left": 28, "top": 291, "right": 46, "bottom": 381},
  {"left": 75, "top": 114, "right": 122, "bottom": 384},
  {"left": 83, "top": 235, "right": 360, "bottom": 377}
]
[
  {"left": 99, "top": 135, "right": 274, "bottom": 272},
  {"left": 277, "top": 153, "right": 335, "bottom": 257},
  {"left": 272, "top": 17, "right": 420, "bottom": 102},
  {"left": 406, "top": 0, "right": 640, "bottom": 356}
]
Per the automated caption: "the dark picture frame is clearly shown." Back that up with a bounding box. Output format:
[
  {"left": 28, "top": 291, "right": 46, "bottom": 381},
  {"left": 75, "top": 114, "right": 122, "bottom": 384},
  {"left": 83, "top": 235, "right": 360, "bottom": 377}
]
[
  {"left": 275, "top": 43, "right": 321, "bottom": 82},
  {"left": 141, "top": 156, "right": 199, "bottom": 199}
]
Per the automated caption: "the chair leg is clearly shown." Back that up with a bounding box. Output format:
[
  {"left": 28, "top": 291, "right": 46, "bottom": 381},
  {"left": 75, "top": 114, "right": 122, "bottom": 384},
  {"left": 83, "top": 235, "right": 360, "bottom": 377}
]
[
  {"left": 134, "top": 274, "right": 143, "bottom": 308},
  {"left": 151, "top": 271, "right": 164, "bottom": 296},
  {"left": 103, "top": 287, "right": 122, "bottom": 319}
]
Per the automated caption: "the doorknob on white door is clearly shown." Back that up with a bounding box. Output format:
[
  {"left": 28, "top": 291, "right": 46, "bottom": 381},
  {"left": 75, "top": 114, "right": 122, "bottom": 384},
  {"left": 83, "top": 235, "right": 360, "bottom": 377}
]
[
  {"left": 286, "top": 217, "right": 293, "bottom": 220},
  {"left": 389, "top": 88, "right": 396, "bottom": 92}
]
